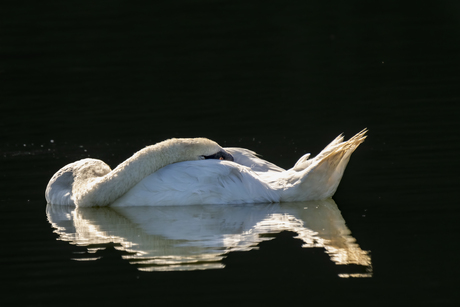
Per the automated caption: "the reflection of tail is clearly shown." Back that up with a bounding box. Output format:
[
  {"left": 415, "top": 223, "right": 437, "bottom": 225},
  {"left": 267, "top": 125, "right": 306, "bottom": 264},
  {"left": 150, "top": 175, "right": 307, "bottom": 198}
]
[{"left": 282, "top": 129, "right": 367, "bottom": 201}]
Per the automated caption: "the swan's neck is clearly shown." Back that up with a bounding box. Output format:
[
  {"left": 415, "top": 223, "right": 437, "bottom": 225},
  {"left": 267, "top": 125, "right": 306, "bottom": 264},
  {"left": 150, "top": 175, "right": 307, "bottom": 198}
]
[{"left": 73, "top": 139, "right": 213, "bottom": 207}]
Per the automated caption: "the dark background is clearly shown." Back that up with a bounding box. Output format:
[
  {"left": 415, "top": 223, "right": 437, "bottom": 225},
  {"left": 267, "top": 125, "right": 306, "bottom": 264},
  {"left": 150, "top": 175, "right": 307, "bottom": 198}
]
[{"left": 1, "top": 0, "right": 459, "bottom": 306}]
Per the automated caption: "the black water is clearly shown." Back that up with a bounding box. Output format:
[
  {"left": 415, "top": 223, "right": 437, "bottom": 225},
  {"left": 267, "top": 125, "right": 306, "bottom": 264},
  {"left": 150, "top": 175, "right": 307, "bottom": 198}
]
[{"left": 1, "top": 1, "right": 460, "bottom": 306}]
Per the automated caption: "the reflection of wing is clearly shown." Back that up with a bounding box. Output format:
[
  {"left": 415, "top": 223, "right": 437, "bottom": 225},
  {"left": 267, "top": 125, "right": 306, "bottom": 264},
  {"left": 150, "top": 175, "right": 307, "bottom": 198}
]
[{"left": 46, "top": 199, "right": 371, "bottom": 275}]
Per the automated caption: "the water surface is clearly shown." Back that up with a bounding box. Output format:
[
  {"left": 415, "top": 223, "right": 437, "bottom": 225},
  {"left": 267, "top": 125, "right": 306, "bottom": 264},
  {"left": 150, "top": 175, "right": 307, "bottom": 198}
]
[
  {"left": 1, "top": 0, "right": 460, "bottom": 306},
  {"left": 46, "top": 199, "right": 372, "bottom": 275}
]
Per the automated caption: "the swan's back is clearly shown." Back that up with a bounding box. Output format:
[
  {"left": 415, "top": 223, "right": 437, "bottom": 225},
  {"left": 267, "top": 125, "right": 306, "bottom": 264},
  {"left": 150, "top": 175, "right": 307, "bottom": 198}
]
[
  {"left": 111, "top": 160, "right": 280, "bottom": 207},
  {"left": 224, "top": 148, "right": 284, "bottom": 173}
]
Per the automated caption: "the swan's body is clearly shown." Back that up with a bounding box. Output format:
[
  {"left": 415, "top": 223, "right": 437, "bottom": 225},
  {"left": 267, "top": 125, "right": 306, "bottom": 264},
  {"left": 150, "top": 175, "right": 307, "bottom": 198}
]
[{"left": 46, "top": 130, "right": 367, "bottom": 207}]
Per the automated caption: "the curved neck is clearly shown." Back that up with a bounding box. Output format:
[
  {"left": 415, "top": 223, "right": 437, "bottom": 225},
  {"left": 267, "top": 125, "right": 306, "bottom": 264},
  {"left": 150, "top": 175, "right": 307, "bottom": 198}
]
[{"left": 74, "top": 139, "right": 204, "bottom": 207}]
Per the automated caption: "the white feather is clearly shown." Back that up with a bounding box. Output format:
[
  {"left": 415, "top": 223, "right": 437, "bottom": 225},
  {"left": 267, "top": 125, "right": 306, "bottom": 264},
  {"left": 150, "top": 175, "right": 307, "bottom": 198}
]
[
  {"left": 112, "top": 160, "right": 279, "bottom": 206},
  {"left": 46, "top": 129, "right": 367, "bottom": 207}
]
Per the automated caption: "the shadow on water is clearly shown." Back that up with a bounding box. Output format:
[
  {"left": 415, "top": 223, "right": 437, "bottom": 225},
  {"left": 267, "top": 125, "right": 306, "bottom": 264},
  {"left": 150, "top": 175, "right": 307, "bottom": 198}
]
[{"left": 46, "top": 198, "right": 371, "bottom": 277}]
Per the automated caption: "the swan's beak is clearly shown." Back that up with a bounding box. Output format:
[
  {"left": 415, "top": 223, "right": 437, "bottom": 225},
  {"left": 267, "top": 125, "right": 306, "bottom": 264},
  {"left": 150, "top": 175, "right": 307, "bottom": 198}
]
[{"left": 203, "top": 150, "right": 234, "bottom": 161}]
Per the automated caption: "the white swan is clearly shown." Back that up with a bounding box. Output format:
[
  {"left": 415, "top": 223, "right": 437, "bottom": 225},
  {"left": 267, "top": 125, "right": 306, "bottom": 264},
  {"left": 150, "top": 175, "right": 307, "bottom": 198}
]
[{"left": 45, "top": 129, "right": 367, "bottom": 207}]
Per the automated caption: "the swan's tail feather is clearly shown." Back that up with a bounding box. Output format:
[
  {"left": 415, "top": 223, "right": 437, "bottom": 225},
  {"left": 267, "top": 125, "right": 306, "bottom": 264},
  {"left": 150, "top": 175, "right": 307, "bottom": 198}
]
[
  {"left": 305, "top": 128, "right": 366, "bottom": 199},
  {"left": 325, "top": 133, "right": 345, "bottom": 150},
  {"left": 292, "top": 128, "right": 366, "bottom": 172},
  {"left": 319, "top": 129, "right": 366, "bottom": 160},
  {"left": 282, "top": 129, "right": 367, "bottom": 201}
]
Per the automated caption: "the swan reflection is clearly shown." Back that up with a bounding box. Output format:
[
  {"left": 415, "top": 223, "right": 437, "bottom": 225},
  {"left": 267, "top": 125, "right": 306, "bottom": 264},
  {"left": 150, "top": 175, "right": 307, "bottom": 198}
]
[{"left": 46, "top": 199, "right": 371, "bottom": 277}]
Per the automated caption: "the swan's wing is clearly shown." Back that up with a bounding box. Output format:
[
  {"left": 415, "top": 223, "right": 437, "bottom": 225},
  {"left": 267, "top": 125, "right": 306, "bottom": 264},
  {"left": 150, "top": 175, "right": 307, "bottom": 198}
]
[
  {"left": 111, "top": 160, "right": 280, "bottom": 207},
  {"left": 224, "top": 147, "right": 285, "bottom": 173}
]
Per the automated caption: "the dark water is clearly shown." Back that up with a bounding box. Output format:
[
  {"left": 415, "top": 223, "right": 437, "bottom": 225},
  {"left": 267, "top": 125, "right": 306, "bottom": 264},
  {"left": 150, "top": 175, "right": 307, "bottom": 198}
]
[{"left": 1, "top": 1, "right": 460, "bottom": 306}]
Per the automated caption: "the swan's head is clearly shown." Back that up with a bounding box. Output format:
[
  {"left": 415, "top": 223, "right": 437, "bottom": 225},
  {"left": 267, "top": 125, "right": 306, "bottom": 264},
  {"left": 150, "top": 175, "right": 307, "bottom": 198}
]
[
  {"left": 167, "top": 138, "right": 234, "bottom": 162},
  {"left": 201, "top": 148, "right": 234, "bottom": 161}
]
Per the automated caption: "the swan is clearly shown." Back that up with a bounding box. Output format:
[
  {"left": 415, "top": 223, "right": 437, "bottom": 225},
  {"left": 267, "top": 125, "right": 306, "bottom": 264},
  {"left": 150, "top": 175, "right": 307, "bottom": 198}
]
[{"left": 45, "top": 129, "right": 367, "bottom": 207}]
